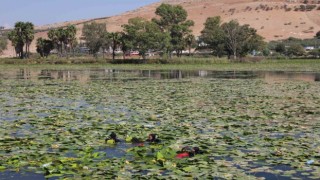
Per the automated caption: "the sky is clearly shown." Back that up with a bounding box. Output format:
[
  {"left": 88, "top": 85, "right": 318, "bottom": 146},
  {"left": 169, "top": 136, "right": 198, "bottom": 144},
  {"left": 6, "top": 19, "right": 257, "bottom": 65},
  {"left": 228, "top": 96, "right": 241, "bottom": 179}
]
[{"left": 0, "top": 0, "right": 159, "bottom": 28}]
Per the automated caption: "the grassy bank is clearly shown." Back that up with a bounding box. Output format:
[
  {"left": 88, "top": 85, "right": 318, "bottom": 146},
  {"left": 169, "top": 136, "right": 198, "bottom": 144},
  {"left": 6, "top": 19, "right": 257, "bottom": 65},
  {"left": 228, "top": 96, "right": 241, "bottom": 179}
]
[{"left": 0, "top": 57, "right": 320, "bottom": 71}]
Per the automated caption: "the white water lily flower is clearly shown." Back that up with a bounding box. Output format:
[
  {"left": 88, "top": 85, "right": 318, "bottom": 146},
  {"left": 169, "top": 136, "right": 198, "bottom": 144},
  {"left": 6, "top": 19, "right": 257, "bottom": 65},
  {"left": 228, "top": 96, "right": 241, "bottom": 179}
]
[
  {"left": 143, "top": 124, "right": 155, "bottom": 128},
  {"left": 42, "top": 162, "right": 52, "bottom": 167}
]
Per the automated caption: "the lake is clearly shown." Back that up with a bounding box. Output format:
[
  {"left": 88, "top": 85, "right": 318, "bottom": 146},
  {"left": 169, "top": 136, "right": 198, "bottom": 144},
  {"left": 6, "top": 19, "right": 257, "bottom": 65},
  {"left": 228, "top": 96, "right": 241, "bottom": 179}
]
[
  {"left": 0, "top": 68, "right": 320, "bottom": 179},
  {"left": 1, "top": 68, "right": 320, "bottom": 82}
]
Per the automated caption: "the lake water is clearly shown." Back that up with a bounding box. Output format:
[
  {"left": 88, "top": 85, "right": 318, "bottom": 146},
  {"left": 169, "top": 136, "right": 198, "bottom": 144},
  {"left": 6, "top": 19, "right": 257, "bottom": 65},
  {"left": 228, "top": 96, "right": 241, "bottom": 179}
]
[{"left": 0, "top": 68, "right": 320, "bottom": 82}]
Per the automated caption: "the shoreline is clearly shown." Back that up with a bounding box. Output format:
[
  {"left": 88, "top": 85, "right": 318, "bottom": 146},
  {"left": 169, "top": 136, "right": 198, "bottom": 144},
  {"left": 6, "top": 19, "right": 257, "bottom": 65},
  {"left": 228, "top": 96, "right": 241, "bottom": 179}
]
[{"left": 0, "top": 58, "right": 320, "bottom": 72}]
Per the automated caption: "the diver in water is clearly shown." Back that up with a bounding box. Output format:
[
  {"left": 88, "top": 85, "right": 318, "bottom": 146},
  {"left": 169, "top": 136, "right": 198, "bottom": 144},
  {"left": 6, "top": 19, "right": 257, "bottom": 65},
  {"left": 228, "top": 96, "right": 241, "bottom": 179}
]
[
  {"left": 176, "top": 146, "right": 202, "bottom": 159},
  {"left": 105, "top": 132, "right": 121, "bottom": 143},
  {"left": 128, "top": 134, "right": 161, "bottom": 146},
  {"left": 146, "top": 134, "right": 161, "bottom": 143}
]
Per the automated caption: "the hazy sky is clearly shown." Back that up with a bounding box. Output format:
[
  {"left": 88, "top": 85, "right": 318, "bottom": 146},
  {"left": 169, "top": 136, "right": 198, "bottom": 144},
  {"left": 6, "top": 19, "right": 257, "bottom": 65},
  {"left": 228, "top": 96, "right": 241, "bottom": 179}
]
[{"left": 0, "top": 0, "right": 159, "bottom": 28}]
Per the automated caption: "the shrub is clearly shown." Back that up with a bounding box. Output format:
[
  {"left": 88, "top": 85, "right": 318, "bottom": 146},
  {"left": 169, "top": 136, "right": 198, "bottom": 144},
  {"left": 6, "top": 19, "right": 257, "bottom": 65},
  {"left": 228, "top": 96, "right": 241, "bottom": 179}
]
[
  {"left": 285, "top": 7, "right": 292, "bottom": 11},
  {"left": 287, "top": 44, "right": 305, "bottom": 57},
  {"left": 306, "top": 4, "right": 316, "bottom": 11},
  {"left": 308, "top": 49, "right": 320, "bottom": 58}
]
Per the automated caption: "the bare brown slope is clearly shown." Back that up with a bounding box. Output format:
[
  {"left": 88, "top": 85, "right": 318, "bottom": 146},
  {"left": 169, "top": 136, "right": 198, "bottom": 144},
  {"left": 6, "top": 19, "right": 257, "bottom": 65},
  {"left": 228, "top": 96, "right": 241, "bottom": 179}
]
[{"left": 2, "top": 0, "right": 320, "bottom": 57}]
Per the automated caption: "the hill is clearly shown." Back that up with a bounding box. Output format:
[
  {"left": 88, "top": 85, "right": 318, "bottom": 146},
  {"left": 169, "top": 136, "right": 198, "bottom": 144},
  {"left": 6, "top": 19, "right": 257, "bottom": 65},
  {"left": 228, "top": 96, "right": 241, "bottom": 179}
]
[{"left": 2, "top": 0, "right": 320, "bottom": 57}]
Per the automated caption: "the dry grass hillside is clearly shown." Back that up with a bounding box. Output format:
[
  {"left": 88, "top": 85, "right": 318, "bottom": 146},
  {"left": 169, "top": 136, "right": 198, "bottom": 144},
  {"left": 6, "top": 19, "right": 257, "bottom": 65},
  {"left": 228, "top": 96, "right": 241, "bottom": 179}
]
[{"left": 2, "top": 0, "right": 320, "bottom": 57}]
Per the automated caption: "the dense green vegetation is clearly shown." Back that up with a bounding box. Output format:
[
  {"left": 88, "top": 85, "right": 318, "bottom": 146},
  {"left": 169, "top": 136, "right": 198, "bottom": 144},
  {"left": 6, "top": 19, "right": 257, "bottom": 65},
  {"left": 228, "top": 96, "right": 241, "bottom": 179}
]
[{"left": 269, "top": 37, "right": 320, "bottom": 58}]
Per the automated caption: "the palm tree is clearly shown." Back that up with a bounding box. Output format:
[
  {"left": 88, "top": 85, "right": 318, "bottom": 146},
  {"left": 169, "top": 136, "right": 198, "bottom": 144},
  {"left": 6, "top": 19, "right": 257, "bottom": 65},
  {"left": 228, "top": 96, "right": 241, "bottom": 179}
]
[
  {"left": 36, "top": 37, "right": 53, "bottom": 58},
  {"left": 48, "top": 26, "right": 77, "bottom": 57},
  {"left": 8, "top": 31, "right": 21, "bottom": 58},
  {"left": 24, "top": 22, "right": 34, "bottom": 58},
  {"left": 48, "top": 29, "right": 60, "bottom": 56},
  {"left": 11, "top": 22, "right": 24, "bottom": 58},
  {"left": 48, "top": 28, "right": 64, "bottom": 57},
  {"left": 65, "top": 25, "right": 77, "bottom": 57},
  {"left": 7, "top": 22, "right": 34, "bottom": 59},
  {"left": 57, "top": 28, "right": 66, "bottom": 56},
  {"left": 36, "top": 38, "right": 45, "bottom": 57}
]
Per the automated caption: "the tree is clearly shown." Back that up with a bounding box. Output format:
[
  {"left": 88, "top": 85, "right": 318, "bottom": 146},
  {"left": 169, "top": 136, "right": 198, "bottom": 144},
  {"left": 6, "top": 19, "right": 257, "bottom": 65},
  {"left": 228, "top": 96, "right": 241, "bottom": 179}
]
[
  {"left": 48, "top": 29, "right": 61, "bottom": 56},
  {"left": 287, "top": 44, "right": 305, "bottom": 57},
  {"left": 99, "top": 32, "right": 109, "bottom": 59},
  {"left": 8, "top": 31, "right": 23, "bottom": 58},
  {"left": 36, "top": 38, "right": 53, "bottom": 58},
  {"left": 153, "top": 3, "right": 194, "bottom": 57},
  {"left": 123, "top": 17, "right": 170, "bottom": 60},
  {"left": 82, "top": 22, "right": 107, "bottom": 57},
  {"left": 275, "top": 43, "right": 286, "bottom": 54},
  {"left": 119, "top": 32, "right": 133, "bottom": 59},
  {"left": 262, "top": 48, "right": 271, "bottom": 56},
  {"left": 0, "top": 30, "right": 7, "bottom": 54},
  {"left": 48, "top": 28, "right": 65, "bottom": 56},
  {"left": 185, "top": 34, "right": 196, "bottom": 56},
  {"left": 109, "top": 32, "right": 122, "bottom": 60},
  {"left": 0, "top": 38, "right": 6, "bottom": 54},
  {"left": 24, "top": 22, "right": 34, "bottom": 58},
  {"left": 200, "top": 16, "right": 225, "bottom": 57},
  {"left": 48, "top": 25, "right": 77, "bottom": 57},
  {"left": 170, "top": 20, "right": 194, "bottom": 57},
  {"left": 153, "top": 3, "right": 188, "bottom": 30},
  {"left": 57, "top": 28, "right": 67, "bottom": 55},
  {"left": 64, "top": 25, "right": 77, "bottom": 57},
  {"left": 221, "top": 20, "right": 264, "bottom": 60},
  {"left": 7, "top": 21, "right": 34, "bottom": 59},
  {"left": 242, "top": 33, "right": 266, "bottom": 57}
]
